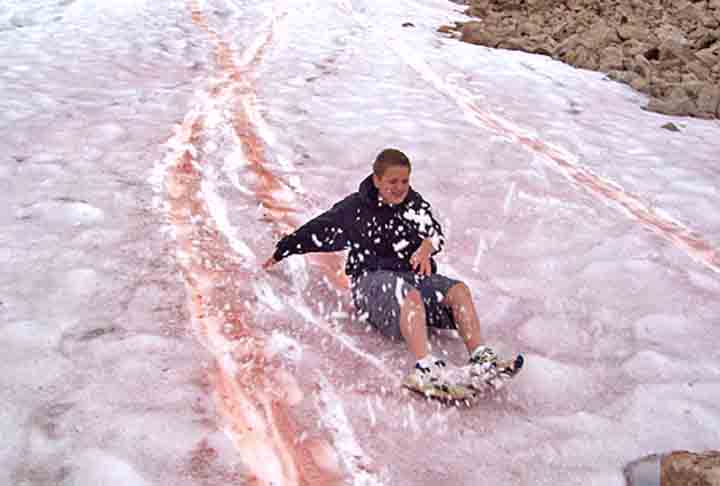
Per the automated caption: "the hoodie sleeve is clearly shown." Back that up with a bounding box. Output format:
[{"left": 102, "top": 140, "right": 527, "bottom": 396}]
[
  {"left": 272, "top": 196, "right": 354, "bottom": 262},
  {"left": 424, "top": 202, "right": 445, "bottom": 255},
  {"left": 411, "top": 196, "right": 445, "bottom": 256}
]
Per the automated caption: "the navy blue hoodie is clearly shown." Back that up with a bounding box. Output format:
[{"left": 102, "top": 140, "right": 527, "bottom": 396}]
[{"left": 272, "top": 174, "right": 445, "bottom": 280}]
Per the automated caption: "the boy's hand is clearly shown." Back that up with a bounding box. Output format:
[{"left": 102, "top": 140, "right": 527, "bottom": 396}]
[
  {"left": 410, "top": 239, "right": 433, "bottom": 276},
  {"left": 262, "top": 256, "right": 278, "bottom": 270}
]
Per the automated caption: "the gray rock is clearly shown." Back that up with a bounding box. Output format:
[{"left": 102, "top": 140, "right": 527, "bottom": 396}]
[{"left": 624, "top": 454, "right": 661, "bottom": 486}]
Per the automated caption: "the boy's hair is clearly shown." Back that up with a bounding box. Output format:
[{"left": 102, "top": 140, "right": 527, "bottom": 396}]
[{"left": 373, "top": 148, "right": 411, "bottom": 177}]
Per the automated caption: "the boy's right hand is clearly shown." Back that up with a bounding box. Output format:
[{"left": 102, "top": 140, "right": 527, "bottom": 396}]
[{"left": 262, "top": 256, "right": 278, "bottom": 270}]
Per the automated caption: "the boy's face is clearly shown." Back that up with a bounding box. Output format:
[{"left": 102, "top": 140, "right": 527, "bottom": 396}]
[{"left": 373, "top": 166, "right": 411, "bottom": 205}]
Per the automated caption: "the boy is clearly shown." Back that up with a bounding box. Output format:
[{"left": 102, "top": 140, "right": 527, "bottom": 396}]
[{"left": 263, "top": 148, "right": 522, "bottom": 394}]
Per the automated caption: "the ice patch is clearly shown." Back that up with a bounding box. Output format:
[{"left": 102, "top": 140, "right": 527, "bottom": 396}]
[
  {"left": 633, "top": 314, "right": 703, "bottom": 346},
  {"left": 93, "top": 123, "right": 127, "bottom": 145},
  {"left": 16, "top": 200, "right": 104, "bottom": 226},
  {"left": 65, "top": 448, "right": 149, "bottom": 485},
  {"left": 503, "top": 181, "right": 516, "bottom": 215},
  {"left": 472, "top": 238, "right": 489, "bottom": 270},
  {"left": 518, "top": 316, "right": 592, "bottom": 356},
  {"left": 513, "top": 354, "right": 594, "bottom": 408},
  {"left": 201, "top": 171, "right": 255, "bottom": 260},
  {"left": 315, "top": 376, "right": 384, "bottom": 486},
  {"left": 265, "top": 331, "right": 303, "bottom": 362},
  {"left": 622, "top": 349, "right": 720, "bottom": 382},
  {"left": 253, "top": 280, "right": 285, "bottom": 312},
  {"left": 605, "top": 384, "right": 720, "bottom": 452},
  {"left": 687, "top": 270, "right": 720, "bottom": 292},
  {"left": 63, "top": 268, "right": 101, "bottom": 297},
  {"left": 1, "top": 320, "right": 61, "bottom": 350}
]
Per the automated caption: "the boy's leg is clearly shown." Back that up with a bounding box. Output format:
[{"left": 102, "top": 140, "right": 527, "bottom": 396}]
[
  {"left": 445, "top": 282, "right": 484, "bottom": 354},
  {"left": 445, "top": 281, "right": 524, "bottom": 388},
  {"left": 399, "top": 289, "right": 430, "bottom": 361}
]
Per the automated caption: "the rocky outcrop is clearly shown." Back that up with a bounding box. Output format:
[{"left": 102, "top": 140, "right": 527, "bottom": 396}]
[
  {"left": 662, "top": 451, "right": 720, "bottom": 486},
  {"left": 624, "top": 451, "right": 720, "bottom": 486},
  {"left": 441, "top": 0, "right": 720, "bottom": 119}
]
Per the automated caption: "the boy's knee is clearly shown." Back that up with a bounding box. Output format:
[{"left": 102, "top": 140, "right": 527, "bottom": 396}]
[{"left": 448, "top": 282, "right": 472, "bottom": 301}]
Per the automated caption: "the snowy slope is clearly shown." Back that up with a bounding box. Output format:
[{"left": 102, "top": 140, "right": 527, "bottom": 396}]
[{"left": 2, "top": 0, "right": 719, "bottom": 485}]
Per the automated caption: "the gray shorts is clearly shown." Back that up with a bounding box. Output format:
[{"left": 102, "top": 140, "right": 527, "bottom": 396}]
[{"left": 351, "top": 271, "right": 461, "bottom": 339}]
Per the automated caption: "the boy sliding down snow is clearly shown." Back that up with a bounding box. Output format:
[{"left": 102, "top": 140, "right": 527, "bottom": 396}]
[{"left": 263, "top": 148, "right": 522, "bottom": 396}]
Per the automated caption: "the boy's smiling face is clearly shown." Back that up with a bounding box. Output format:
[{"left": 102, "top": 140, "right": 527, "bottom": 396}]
[{"left": 373, "top": 166, "right": 411, "bottom": 205}]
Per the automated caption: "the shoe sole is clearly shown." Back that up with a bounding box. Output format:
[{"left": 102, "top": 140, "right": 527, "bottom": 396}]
[{"left": 403, "top": 376, "right": 477, "bottom": 402}]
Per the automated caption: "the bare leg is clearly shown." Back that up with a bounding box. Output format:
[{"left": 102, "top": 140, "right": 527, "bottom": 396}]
[
  {"left": 399, "top": 289, "right": 430, "bottom": 361},
  {"left": 445, "top": 282, "right": 483, "bottom": 355}
]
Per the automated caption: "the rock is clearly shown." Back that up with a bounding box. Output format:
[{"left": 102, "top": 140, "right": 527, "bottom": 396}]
[
  {"left": 518, "top": 21, "right": 543, "bottom": 36},
  {"left": 661, "top": 122, "right": 681, "bottom": 131},
  {"left": 696, "top": 41, "right": 720, "bottom": 67},
  {"left": 624, "top": 453, "right": 662, "bottom": 486},
  {"left": 687, "top": 60, "right": 711, "bottom": 81},
  {"left": 618, "top": 23, "right": 652, "bottom": 42},
  {"left": 553, "top": 33, "right": 582, "bottom": 57},
  {"left": 623, "top": 39, "right": 653, "bottom": 57},
  {"left": 628, "top": 53, "right": 652, "bottom": 77},
  {"left": 693, "top": 30, "right": 720, "bottom": 50},
  {"left": 647, "top": 96, "right": 697, "bottom": 116},
  {"left": 630, "top": 75, "right": 650, "bottom": 92},
  {"left": 675, "top": 3, "right": 704, "bottom": 24},
  {"left": 451, "top": 0, "right": 720, "bottom": 119},
  {"left": 581, "top": 20, "right": 620, "bottom": 50},
  {"left": 658, "top": 38, "right": 693, "bottom": 62},
  {"left": 696, "top": 83, "right": 720, "bottom": 116},
  {"left": 599, "top": 46, "right": 625, "bottom": 71},
  {"left": 497, "top": 37, "right": 532, "bottom": 51},
  {"left": 460, "top": 21, "right": 498, "bottom": 47},
  {"left": 702, "top": 15, "right": 719, "bottom": 29},
  {"left": 437, "top": 25, "right": 455, "bottom": 34},
  {"left": 608, "top": 69, "right": 641, "bottom": 84},
  {"left": 661, "top": 451, "right": 720, "bottom": 486}
]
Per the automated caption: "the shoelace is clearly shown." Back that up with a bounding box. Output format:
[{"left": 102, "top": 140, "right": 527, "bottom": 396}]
[{"left": 416, "top": 359, "right": 447, "bottom": 374}]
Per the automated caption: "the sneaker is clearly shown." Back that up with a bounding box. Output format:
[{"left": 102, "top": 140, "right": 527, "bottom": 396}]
[
  {"left": 403, "top": 359, "right": 474, "bottom": 400},
  {"left": 404, "top": 358, "right": 448, "bottom": 391},
  {"left": 467, "top": 346, "right": 524, "bottom": 391}
]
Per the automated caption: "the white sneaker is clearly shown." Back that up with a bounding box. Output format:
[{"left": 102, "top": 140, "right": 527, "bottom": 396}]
[
  {"left": 404, "top": 358, "right": 448, "bottom": 390},
  {"left": 403, "top": 359, "right": 474, "bottom": 400},
  {"left": 467, "top": 346, "right": 524, "bottom": 391}
]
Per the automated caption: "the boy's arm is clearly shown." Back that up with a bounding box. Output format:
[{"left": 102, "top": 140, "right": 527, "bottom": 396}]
[
  {"left": 419, "top": 200, "right": 445, "bottom": 256},
  {"left": 268, "top": 197, "right": 354, "bottom": 265}
]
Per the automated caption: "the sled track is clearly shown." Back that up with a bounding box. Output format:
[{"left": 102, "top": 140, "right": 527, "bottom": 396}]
[{"left": 151, "top": 1, "right": 385, "bottom": 485}]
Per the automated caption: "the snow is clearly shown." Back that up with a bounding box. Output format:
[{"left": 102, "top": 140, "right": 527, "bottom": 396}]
[{"left": 2, "top": 0, "right": 720, "bottom": 484}]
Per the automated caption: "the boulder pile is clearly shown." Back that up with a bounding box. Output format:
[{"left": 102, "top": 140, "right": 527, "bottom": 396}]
[
  {"left": 662, "top": 451, "right": 720, "bottom": 485},
  {"left": 442, "top": 0, "right": 720, "bottom": 119}
]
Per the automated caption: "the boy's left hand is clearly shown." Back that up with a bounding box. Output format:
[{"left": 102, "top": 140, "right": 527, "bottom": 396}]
[{"left": 410, "top": 239, "right": 433, "bottom": 276}]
